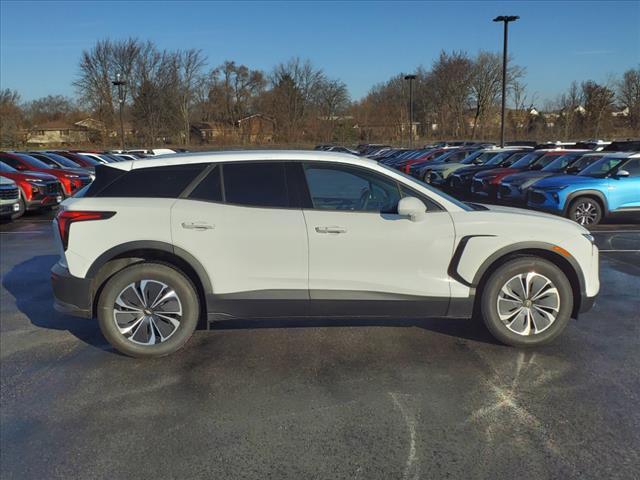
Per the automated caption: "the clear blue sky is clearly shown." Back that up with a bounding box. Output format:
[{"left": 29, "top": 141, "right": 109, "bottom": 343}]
[{"left": 1, "top": 0, "right": 638, "bottom": 105}]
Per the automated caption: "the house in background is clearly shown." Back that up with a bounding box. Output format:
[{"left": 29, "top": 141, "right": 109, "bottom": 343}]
[
  {"left": 191, "top": 114, "right": 275, "bottom": 144},
  {"left": 237, "top": 114, "right": 275, "bottom": 143},
  {"left": 24, "top": 121, "right": 90, "bottom": 146}
]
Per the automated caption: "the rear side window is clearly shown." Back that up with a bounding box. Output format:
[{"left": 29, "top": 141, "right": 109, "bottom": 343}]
[
  {"left": 223, "top": 162, "right": 289, "bottom": 208},
  {"left": 620, "top": 159, "right": 640, "bottom": 176},
  {"left": 95, "top": 164, "right": 206, "bottom": 198}
]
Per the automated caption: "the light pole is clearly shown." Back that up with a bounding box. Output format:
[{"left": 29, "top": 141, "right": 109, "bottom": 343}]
[
  {"left": 493, "top": 15, "right": 519, "bottom": 147},
  {"left": 112, "top": 73, "right": 127, "bottom": 151},
  {"left": 404, "top": 74, "right": 416, "bottom": 148}
]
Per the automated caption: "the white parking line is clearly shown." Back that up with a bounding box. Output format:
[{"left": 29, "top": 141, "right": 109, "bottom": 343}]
[{"left": 599, "top": 249, "right": 640, "bottom": 252}]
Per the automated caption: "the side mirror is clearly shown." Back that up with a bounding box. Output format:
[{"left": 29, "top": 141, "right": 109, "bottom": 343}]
[
  {"left": 398, "top": 196, "right": 427, "bottom": 222},
  {"left": 15, "top": 164, "right": 26, "bottom": 171},
  {"left": 566, "top": 166, "right": 579, "bottom": 174},
  {"left": 616, "top": 169, "right": 630, "bottom": 178},
  {"left": 473, "top": 158, "right": 482, "bottom": 164}
]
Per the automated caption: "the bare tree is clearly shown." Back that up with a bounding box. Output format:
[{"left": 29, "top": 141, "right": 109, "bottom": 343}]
[
  {"left": 174, "top": 49, "right": 206, "bottom": 145},
  {"left": 431, "top": 51, "right": 474, "bottom": 138},
  {"left": 23, "top": 95, "right": 80, "bottom": 125},
  {"left": 582, "top": 80, "right": 615, "bottom": 138},
  {"left": 557, "top": 81, "right": 584, "bottom": 140},
  {"left": 74, "top": 38, "right": 140, "bottom": 134},
  {"left": 0, "top": 89, "right": 24, "bottom": 147},
  {"left": 314, "top": 78, "right": 350, "bottom": 142},
  {"left": 469, "top": 51, "right": 524, "bottom": 139},
  {"left": 617, "top": 66, "right": 640, "bottom": 133},
  {"left": 270, "top": 58, "right": 325, "bottom": 142}
]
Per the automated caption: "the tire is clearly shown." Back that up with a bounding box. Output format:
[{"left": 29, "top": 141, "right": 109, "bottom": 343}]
[
  {"left": 97, "top": 262, "right": 200, "bottom": 358},
  {"left": 480, "top": 256, "right": 573, "bottom": 347},
  {"left": 11, "top": 197, "right": 25, "bottom": 220},
  {"left": 568, "top": 196, "right": 603, "bottom": 226}
]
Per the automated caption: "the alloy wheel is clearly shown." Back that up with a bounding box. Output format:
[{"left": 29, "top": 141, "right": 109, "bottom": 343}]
[
  {"left": 574, "top": 201, "right": 599, "bottom": 225},
  {"left": 496, "top": 272, "right": 560, "bottom": 336},
  {"left": 113, "top": 280, "right": 183, "bottom": 345}
]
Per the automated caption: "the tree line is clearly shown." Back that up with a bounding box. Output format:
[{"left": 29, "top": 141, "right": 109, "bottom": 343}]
[{"left": 0, "top": 38, "right": 638, "bottom": 148}]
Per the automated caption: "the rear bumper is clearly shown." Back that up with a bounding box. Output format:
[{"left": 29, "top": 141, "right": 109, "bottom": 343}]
[{"left": 51, "top": 262, "right": 92, "bottom": 318}]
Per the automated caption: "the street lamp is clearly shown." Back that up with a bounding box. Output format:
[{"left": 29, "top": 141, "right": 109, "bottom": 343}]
[
  {"left": 404, "top": 74, "right": 417, "bottom": 148},
  {"left": 112, "top": 73, "right": 127, "bottom": 151},
  {"left": 493, "top": 15, "right": 519, "bottom": 147}
]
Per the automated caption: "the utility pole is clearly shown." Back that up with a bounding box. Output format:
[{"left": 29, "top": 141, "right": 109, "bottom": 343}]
[
  {"left": 493, "top": 15, "right": 519, "bottom": 147},
  {"left": 404, "top": 74, "right": 417, "bottom": 148},
  {"left": 112, "top": 73, "right": 127, "bottom": 151}
]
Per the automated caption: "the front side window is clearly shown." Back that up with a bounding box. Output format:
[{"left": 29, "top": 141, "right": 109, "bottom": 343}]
[
  {"left": 619, "top": 159, "right": 640, "bottom": 176},
  {"left": 303, "top": 164, "right": 401, "bottom": 213},
  {"left": 223, "top": 162, "right": 289, "bottom": 208},
  {"left": 579, "top": 157, "right": 626, "bottom": 177}
]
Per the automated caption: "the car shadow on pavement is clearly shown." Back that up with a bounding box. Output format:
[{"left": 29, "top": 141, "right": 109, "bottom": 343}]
[
  {"left": 2, "top": 255, "right": 500, "bottom": 349},
  {"left": 2, "top": 255, "right": 108, "bottom": 349},
  {"left": 211, "top": 316, "right": 501, "bottom": 345}
]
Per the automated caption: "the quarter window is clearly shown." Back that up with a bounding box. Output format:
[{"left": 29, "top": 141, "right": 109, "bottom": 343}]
[
  {"left": 97, "top": 164, "right": 206, "bottom": 198},
  {"left": 303, "top": 164, "right": 402, "bottom": 213}
]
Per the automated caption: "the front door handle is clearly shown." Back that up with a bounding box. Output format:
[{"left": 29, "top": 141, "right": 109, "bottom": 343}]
[
  {"left": 315, "top": 226, "right": 347, "bottom": 234},
  {"left": 181, "top": 221, "right": 215, "bottom": 231}
]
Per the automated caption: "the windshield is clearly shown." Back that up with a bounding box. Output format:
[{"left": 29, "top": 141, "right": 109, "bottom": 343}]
[
  {"left": 459, "top": 150, "right": 485, "bottom": 164},
  {"left": 536, "top": 154, "right": 565, "bottom": 169},
  {"left": 75, "top": 154, "right": 101, "bottom": 166},
  {"left": 579, "top": 156, "right": 626, "bottom": 176},
  {"left": 570, "top": 155, "right": 603, "bottom": 172},
  {"left": 38, "top": 152, "right": 80, "bottom": 168},
  {"left": 0, "top": 162, "right": 18, "bottom": 173},
  {"left": 13, "top": 153, "right": 51, "bottom": 169},
  {"left": 379, "top": 163, "right": 471, "bottom": 211},
  {"left": 542, "top": 153, "right": 583, "bottom": 172},
  {"left": 511, "top": 152, "right": 544, "bottom": 169}
]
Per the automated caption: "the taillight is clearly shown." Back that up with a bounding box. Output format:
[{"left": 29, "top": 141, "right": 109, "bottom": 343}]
[{"left": 56, "top": 210, "right": 115, "bottom": 250}]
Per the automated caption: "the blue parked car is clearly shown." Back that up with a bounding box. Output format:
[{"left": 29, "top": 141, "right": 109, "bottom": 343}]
[{"left": 526, "top": 153, "right": 640, "bottom": 225}]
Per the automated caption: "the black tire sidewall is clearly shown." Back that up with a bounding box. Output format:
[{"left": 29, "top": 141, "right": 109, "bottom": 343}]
[
  {"left": 97, "top": 263, "right": 200, "bottom": 357},
  {"left": 569, "top": 196, "right": 602, "bottom": 225},
  {"left": 481, "top": 257, "right": 573, "bottom": 347}
]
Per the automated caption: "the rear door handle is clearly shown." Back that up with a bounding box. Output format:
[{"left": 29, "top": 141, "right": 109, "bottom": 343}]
[
  {"left": 315, "top": 226, "right": 347, "bottom": 234},
  {"left": 181, "top": 221, "right": 215, "bottom": 231}
]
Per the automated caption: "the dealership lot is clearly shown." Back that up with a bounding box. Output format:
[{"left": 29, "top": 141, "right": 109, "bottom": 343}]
[{"left": 1, "top": 213, "right": 639, "bottom": 479}]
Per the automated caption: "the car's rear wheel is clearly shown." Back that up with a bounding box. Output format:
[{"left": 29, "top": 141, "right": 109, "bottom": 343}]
[
  {"left": 97, "top": 262, "right": 200, "bottom": 357},
  {"left": 480, "top": 256, "right": 573, "bottom": 347},
  {"left": 568, "top": 196, "right": 602, "bottom": 225}
]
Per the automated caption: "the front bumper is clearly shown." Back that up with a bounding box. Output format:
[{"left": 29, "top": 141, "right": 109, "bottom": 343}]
[
  {"left": 497, "top": 184, "right": 526, "bottom": 203},
  {"left": 0, "top": 202, "right": 19, "bottom": 217},
  {"left": 51, "top": 262, "right": 93, "bottom": 318},
  {"left": 526, "top": 189, "right": 564, "bottom": 214}
]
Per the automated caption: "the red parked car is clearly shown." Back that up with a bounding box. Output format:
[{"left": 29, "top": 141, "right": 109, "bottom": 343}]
[
  {"left": 398, "top": 148, "right": 456, "bottom": 174},
  {"left": 0, "top": 152, "right": 92, "bottom": 197},
  {"left": 46, "top": 151, "right": 102, "bottom": 170},
  {"left": 0, "top": 162, "right": 63, "bottom": 217},
  {"left": 471, "top": 150, "right": 571, "bottom": 200}
]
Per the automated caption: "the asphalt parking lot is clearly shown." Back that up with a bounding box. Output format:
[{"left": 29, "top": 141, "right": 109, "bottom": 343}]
[{"left": 1, "top": 212, "right": 639, "bottom": 480}]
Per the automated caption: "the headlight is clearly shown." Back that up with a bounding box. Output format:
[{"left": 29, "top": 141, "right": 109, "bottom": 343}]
[
  {"left": 25, "top": 178, "right": 45, "bottom": 185},
  {"left": 582, "top": 233, "right": 596, "bottom": 244}
]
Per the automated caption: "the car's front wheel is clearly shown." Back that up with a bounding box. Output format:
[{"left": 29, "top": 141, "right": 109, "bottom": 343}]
[
  {"left": 97, "top": 262, "right": 200, "bottom": 357},
  {"left": 480, "top": 256, "right": 573, "bottom": 347},
  {"left": 568, "top": 196, "right": 603, "bottom": 225}
]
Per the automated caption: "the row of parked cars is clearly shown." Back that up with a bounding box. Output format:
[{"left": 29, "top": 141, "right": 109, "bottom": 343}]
[
  {"left": 355, "top": 140, "right": 640, "bottom": 225},
  {"left": 0, "top": 148, "right": 180, "bottom": 221}
]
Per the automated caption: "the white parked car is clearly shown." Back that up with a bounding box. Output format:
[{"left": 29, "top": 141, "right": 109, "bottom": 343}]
[{"left": 51, "top": 151, "right": 599, "bottom": 357}]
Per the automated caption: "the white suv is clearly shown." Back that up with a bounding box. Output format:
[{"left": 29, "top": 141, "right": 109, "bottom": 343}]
[{"left": 51, "top": 151, "right": 599, "bottom": 357}]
